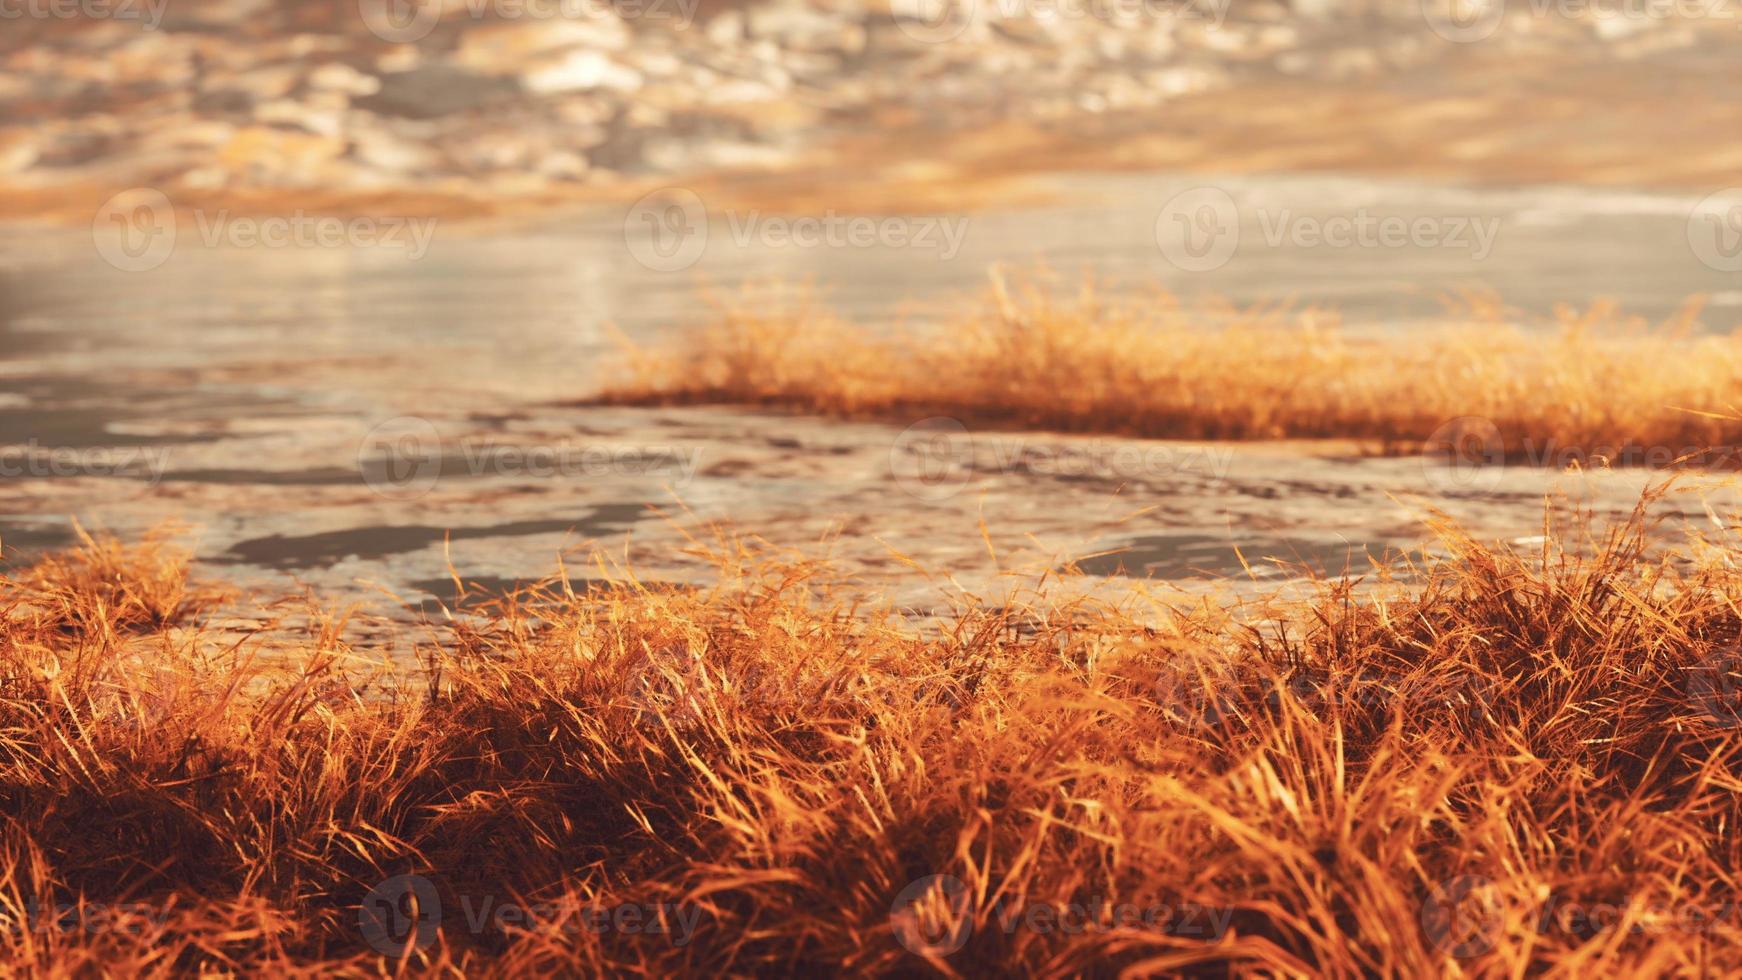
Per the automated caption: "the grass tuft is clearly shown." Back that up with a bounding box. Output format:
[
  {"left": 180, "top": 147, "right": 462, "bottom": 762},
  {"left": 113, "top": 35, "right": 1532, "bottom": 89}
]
[
  {"left": 2, "top": 524, "right": 229, "bottom": 638},
  {"left": 597, "top": 274, "right": 1742, "bottom": 464}
]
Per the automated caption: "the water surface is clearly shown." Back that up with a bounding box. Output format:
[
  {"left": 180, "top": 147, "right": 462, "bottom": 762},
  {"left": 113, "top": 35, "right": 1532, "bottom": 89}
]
[{"left": 2, "top": 174, "right": 1736, "bottom": 617}]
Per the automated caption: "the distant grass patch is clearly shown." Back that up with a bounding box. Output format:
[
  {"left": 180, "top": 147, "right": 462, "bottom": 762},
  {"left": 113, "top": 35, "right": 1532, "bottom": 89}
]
[{"left": 595, "top": 273, "right": 1742, "bottom": 466}]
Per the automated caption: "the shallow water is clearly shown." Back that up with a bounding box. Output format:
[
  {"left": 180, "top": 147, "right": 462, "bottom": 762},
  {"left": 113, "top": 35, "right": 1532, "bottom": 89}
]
[{"left": 2, "top": 174, "right": 1738, "bottom": 626}]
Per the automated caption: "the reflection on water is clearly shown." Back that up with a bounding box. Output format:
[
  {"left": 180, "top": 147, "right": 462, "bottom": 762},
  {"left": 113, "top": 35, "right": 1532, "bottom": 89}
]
[
  {"left": 0, "top": 522, "right": 75, "bottom": 569},
  {"left": 216, "top": 504, "right": 648, "bottom": 571},
  {"left": 0, "top": 173, "right": 1735, "bottom": 594},
  {"left": 1, "top": 174, "right": 1735, "bottom": 384},
  {"left": 1068, "top": 533, "right": 1390, "bottom": 581}
]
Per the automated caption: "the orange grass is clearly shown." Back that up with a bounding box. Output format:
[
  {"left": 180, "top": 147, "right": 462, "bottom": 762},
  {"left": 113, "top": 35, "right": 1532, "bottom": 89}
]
[
  {"left": 5, "top": 524, "right": 231, "bottom": 638},
  {"left": 4, "top": 493, "right": 1742, "bottom": 974},
  {"left": 596, "top": 275, "right": 1742, "bottom": 464}
]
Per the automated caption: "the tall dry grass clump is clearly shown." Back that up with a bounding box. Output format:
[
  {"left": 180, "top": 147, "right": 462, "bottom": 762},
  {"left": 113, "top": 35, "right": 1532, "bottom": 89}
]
[
  {"left": 3, "top": 524, "right": 228, "bottom": 637},
  {"left": 598, "top": 274, "right": 1742, "bottom": 463},
  {"left": 4, "top": 495, "right": 1742, "bottom": 974}
]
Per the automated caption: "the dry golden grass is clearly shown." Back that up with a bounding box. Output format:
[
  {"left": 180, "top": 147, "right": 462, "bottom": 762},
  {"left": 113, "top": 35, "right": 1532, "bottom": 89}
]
[
  {"left": 5, "top": 524, "right": 231, "bottom": 638},
  {"left": 5, "top": 493, "right": 1742, "bottom": 974},
  {"left": 597, "top": 275, "right": 1742, "bottom": 465}
]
